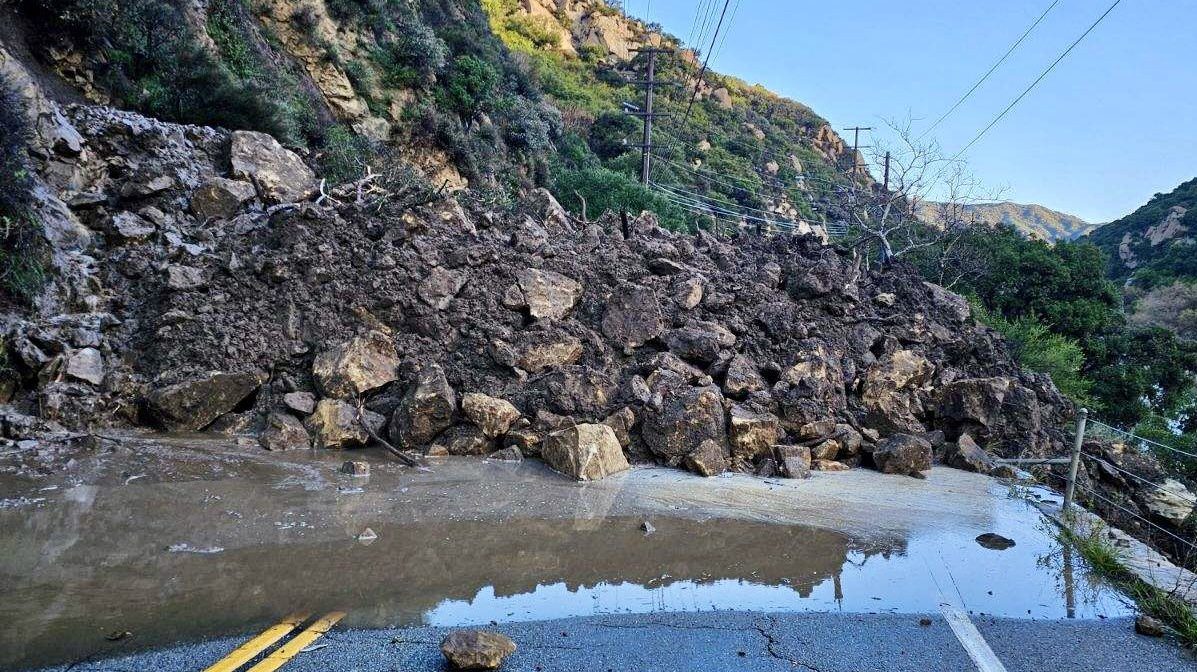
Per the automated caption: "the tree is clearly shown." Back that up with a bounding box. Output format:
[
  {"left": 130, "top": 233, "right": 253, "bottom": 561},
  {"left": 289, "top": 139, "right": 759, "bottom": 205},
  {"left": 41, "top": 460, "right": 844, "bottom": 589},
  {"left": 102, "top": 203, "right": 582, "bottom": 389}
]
[{"left": 840, "top": 118, "right": 993, "bottom": 268}]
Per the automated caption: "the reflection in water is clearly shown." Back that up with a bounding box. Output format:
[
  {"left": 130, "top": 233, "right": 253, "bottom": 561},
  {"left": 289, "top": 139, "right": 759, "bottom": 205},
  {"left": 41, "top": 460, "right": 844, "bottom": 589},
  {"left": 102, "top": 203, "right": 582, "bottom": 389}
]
[{"left": 0, "top": 437, "right": 1133, "bottom": 670}]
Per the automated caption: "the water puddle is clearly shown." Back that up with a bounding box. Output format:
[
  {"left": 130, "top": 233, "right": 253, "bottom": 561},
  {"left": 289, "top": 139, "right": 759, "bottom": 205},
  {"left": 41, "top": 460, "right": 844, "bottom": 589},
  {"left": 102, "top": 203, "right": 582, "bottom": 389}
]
[{"left": 0, "top": 434, "right": 1132, "bottom": 669}]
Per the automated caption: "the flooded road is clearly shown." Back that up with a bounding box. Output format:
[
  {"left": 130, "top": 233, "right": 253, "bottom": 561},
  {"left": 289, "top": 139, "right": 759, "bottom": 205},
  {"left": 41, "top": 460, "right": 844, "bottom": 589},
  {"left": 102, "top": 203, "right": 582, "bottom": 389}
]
[{"left": 0, "top": 435, "right": 1131, "bottom": 670}]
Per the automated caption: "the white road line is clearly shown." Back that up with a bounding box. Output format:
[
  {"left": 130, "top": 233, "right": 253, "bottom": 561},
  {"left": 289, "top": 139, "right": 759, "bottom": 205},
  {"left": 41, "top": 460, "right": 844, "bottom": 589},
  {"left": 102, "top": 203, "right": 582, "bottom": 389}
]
[{"left": 941, "top": 605, "right": 1010, "bottom": 672}]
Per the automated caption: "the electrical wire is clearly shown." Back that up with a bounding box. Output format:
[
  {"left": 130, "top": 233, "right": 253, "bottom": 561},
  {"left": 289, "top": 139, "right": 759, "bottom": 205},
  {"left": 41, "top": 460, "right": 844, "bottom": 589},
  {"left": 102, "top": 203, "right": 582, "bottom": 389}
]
[
  {"left": 949, "top": 0, "right": 1124, "bottom": 161},
  {"left": 921, "top": 0, "right": 1061, "bottom": 138}
]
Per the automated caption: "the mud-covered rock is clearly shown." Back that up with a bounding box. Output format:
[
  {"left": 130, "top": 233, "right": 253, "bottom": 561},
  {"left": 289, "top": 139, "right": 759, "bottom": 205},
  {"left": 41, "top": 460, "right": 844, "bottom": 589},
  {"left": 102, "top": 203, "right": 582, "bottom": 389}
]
[
  {"left": 312, "top": 331, "right": 399, "bottom": 399},
  {"left": 860, "top": 350, "right": 933, "bottom": 433},
  {"left": 775, "top": 444, "right": 811, "bottom": 479},
  {"left": 685, "top": 439, "right": 728, "bottom": 476},
  {"left": 722, "top": 354, "right": 765, "bottom": 398},
  {"left": 305, "top": 399, "right": 372, "bottom": 449},
  {"left": 191, "top": 177, "right": 256, "bottom": 219},
  {"left": 663, "top": 319, "right": 735, "bottom": 363},
  {"left": 641, "top": 374, "right": 727, "bottom": 462},
  {"left": 541, "top": 423, "right": 629, "bottom": 481},
  {"left": 728, "top": 406, "right": 780, "bottom": 459},
  {"left": 873, "top": 433, "right": 932, "bottom": 477},
  {"left": 389, "top": 365, "right": 456, "bottom": 448},
  {"left": 145, "top": 371, "right": 265, "bottom": 431},
  {"left": 513, "top": 268, "right": 582, "bottom": 320},
  {"left": 260, "top": 411, "right": 310, "bottom": 451},
  {"left": 462, "top": 392, "right": 521, "bottom": 438},
  {"left": 601, "top": 283, "right": 664, "bottom": 349}
]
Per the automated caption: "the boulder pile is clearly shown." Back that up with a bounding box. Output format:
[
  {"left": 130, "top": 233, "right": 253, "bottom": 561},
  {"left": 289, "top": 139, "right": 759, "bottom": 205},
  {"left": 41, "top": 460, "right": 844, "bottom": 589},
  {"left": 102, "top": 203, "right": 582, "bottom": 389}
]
[{"left": 0, "top": 102, "right": 1076, "bottom": 482}]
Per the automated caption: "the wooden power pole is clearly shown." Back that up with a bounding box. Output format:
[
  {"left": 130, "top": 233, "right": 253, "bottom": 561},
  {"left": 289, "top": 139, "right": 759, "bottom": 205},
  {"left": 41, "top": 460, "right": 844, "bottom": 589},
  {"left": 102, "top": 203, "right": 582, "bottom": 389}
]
[
  {"left": 843, "top": 125, "right": 872, "bottom": 174},
  {"left": 882, "top": 151, "right": 891, "bottom": 192},
  {"left": 626, "top": 47, "right": 672, "bottom": 185}
]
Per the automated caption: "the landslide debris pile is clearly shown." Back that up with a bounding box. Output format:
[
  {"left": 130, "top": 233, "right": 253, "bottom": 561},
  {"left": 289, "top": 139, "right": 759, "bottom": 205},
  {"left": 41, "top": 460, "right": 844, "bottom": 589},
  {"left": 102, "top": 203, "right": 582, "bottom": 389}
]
[{"left": 0, "top": 101, "right": 1074, "bottom": 481}]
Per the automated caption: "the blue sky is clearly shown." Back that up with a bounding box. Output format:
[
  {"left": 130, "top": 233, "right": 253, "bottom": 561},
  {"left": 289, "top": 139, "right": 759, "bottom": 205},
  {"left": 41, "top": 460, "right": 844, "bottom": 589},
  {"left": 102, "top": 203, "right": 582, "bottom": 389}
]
[{"left": 632, "top": 0, "right": 1196, "bottom": 223}]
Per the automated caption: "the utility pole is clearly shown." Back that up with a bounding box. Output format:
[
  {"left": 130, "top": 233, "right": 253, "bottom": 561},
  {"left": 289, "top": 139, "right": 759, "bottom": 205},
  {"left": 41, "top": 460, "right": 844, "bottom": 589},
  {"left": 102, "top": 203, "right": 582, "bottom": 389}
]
[
  {"left": 882, "top": 151, "right": 891, "bottom": 192},
  {"left": 626, "top": 47, "right": 672, "bottom": 185},
  {"left": 843, "top": 126, "right": 872, "bottom": 175}
]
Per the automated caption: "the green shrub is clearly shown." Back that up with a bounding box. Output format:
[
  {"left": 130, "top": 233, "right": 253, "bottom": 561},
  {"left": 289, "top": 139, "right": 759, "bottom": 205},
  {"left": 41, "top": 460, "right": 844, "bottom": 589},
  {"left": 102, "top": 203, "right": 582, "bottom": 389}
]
[
  {"left": 372, "top": 15, "right": 447, "bottom": 89},
  {"left": 972, "top": 302, "right": 1095, "bottom": 405},
  {"left": 0, "top": 77, "right": 47, "bottom": 306},
  {"left": 26, "top": 0, "right": 299, "bottom": 141},
  {"left": 439, "top": 54, "right": 500, "bottom": 118},
  {"left": 552, "top": 166, "right": 688, "bottom": 231},
  {"left": 587, "top": 111, "right": 637, "bottom": 160}
]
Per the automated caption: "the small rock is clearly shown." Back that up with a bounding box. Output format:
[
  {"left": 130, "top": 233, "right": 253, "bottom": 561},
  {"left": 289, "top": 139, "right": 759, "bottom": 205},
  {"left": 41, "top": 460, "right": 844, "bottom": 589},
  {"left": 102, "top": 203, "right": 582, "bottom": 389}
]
[
  {"left": 440, "top": 630, "right": 517, "bottom": 670},
  {"left": 357, "top": 528, "right": 378, "bottom": 545},
  {"left": 283, "top": 391, "right": 317, "bottom": 415},
  {"left": 112, "top": 211, "right": 155, "bottom": 240},
  {"left": 641, "top": 521, "right": 656, "bottom": 535},
  {"left": 305, "top": 399, "right": 370, "bottom": 449},
  {"left": 341, "top": 460, "right": 370, "bottom": 477},
  {"left": 190, "top": 177, "right": 256, "bottom": 219},
  {"left": 975, "top": 533, "right": 1016, "bottom": 550},
  {"left": 919, "top": 618, "right": 932, "bottom": 627},
  {"left": 165, "top": 265, "right": 206, "bottom": 291},
  {"left": 812, "top": 459, "right": 850, "bottom": 472},
  {"left": 775, "top": 445, "right": 811, "bottom": 479},
  {"left": 487, "top": 446, "right": 523, "bottom": 462},
  {"left": 1135, "top": 614, "right": 1165, "bottom": 637}
]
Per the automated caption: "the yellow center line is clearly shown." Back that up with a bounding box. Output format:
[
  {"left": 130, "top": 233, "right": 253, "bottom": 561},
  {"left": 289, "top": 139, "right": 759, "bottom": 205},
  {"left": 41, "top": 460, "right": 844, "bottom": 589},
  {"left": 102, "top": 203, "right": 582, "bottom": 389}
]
[
  {"left": 244, "top": 611, "right": 347, "bottom": 672},
  {"left": 202, "top": 612, "right": 312, "bottom": 672}
]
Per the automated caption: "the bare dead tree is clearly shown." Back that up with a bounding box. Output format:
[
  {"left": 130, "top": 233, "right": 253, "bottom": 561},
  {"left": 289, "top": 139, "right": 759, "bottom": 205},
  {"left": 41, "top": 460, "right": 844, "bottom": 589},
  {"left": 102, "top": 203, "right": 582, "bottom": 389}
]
[{"left": 840, "top": 118, "right": 1000, "bottom": 271}]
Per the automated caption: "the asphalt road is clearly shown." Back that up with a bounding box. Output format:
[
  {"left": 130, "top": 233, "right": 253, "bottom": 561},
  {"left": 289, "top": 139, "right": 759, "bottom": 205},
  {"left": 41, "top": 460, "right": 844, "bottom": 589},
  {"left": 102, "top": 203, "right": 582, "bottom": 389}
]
[{"left": 38, "top": 610, "right": 1196, "bottom": 672}]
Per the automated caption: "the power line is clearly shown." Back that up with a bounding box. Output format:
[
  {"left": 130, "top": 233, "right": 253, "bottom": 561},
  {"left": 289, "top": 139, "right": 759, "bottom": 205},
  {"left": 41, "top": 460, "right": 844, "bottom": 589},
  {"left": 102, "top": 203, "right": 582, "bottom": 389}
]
[
  {"left": 949, "top": 0, "right": 1124, "bottom": 162},
  {"left": 921, "top": 0, "right": 1062, "bottom": 138},
  {"left": 710, "top": 0, "right": 742, "bottom": 63},
  {"left": 680, "top": 0, "right": 735, "bottom": 128}
]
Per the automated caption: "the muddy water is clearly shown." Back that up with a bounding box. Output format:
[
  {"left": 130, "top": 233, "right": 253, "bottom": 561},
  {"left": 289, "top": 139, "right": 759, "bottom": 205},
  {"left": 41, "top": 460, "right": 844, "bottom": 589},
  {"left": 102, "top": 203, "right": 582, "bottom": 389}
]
[{"left": 0, "top": 435, "right": 1130, "bottom": 669}]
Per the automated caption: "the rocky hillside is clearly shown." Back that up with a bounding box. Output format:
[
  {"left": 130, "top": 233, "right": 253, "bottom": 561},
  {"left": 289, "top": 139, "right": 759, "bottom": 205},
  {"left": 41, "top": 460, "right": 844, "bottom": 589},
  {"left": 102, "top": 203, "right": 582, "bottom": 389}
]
[
  {"left": 920, "top": 201, "right": 1092, "bottom": 242},
  {"left": 1087, "top": 177, "right": 1197, "bottom": 287}
]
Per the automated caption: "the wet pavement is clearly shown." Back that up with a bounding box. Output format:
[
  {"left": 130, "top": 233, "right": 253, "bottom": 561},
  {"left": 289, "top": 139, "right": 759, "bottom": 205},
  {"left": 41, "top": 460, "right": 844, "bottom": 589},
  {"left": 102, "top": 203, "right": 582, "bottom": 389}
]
[{"left": 0, "top": 434, "right": 1159, "bottom": 670}]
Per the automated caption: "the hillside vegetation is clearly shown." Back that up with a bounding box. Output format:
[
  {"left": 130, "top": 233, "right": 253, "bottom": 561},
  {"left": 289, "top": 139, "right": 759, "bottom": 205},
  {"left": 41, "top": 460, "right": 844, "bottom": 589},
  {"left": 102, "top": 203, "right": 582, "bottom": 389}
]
[{"left": 1087, "top": 177, "right": 1197, "bottom": 288}]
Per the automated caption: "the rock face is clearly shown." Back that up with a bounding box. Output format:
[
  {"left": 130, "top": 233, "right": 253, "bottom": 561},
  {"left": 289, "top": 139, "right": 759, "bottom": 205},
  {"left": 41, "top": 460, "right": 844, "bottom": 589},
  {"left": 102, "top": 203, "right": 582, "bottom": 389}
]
[
  {"left": 145, "top": 372, "right": 265, "bottom": 431},
  {"left": 229, "top": 130, "right": 316, "bottom": 204},
  {"left": 389, "top": 366, "right": 456, "bottom": 448},
  {"left": 540, "top": 423, "right": 629, "bottom": 481},
  {"left": 1140, "top": 479, "right": 1195, "bottom": 526},
  {"left": 440, "top": 630, "right": 516, "bottom": 670},
  {"left": 312, "top": 332, "right": 399, "bottom": 399},
  {"left": 872, "top": 434, "right": 932, "bottom": 477}
]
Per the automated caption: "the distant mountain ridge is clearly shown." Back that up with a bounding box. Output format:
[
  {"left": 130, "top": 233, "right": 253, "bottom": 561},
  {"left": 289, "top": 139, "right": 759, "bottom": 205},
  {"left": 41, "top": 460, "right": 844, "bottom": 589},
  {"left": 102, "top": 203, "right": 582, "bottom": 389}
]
[{"left": 921, "top": 201, "right": 1092, "bottom": 242}]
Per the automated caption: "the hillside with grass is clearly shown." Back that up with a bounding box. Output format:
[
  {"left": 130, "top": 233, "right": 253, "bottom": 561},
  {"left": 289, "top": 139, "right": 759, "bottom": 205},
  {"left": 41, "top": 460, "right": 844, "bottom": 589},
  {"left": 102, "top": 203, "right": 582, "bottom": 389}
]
[{"left": 920, "top": 201, "right": 1092, "bottom": 242}]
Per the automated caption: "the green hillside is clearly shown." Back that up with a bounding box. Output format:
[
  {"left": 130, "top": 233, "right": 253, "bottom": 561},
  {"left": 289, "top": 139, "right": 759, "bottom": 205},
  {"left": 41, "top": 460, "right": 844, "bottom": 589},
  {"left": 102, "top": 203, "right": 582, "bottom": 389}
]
[{"left": 1087, "top": 178, "right": 1197, "bottom": 287}]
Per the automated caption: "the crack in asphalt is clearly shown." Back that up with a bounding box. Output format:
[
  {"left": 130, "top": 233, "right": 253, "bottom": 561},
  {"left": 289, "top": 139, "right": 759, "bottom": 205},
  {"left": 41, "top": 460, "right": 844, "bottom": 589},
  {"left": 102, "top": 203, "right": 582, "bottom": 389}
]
[{"left": 753, "top": 616, "right": 825, "bottom": 672}]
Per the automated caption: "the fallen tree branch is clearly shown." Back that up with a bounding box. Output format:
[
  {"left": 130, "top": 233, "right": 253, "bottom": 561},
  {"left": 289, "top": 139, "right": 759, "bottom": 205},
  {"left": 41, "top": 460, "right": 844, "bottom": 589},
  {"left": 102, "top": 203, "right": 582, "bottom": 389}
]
[{"left": 355, "top": 405, "right": 421, "bottom": 467}]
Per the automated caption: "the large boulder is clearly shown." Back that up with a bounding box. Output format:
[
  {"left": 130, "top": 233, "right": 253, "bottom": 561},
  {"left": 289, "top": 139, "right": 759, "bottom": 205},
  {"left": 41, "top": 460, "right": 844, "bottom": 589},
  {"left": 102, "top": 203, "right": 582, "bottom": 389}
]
[
  {"left": 944, "top": 432, "right": 1001, "bottom": 475},
  {"left": 305, "top": 399, "right": 373, "bottom": 449},
  {"left": 772, "top": 346, "right": 846, "bottom": 429},
  {"left": 873, "top": 433, "right": 933, "bottom": 477},
  {"left": 774, "top": 445, "right": 812, "bottom": 479},
  {"left": 534, "top": 366, "right": 615, "bottom": 417},
  {"left": 541, "top": 423, "right": 629, "bottom": 481},
  {"left": 260, "top": 411, "right": 311, "bottom": 451},
  {"left": 461, "top": 393, "right": 521, "bottom": 438},
  {"left": 311, "top": 331, "right": 399, "bottom": 399},
  {"left": 229, "top": 130, "right": 317, "bottom": 204},
  {"left": 640, "top": 373, "right": 727, "bottom": 462},
  {"left": 727, "top": 406, "right": 780, "bottom": 460},
  {"left": 600, "top": 283, "right": 664, "bottom": 349},
  {"left": 440, "top": 630, "right": 516, "bottom": 670},
  {"left": 684, "top": 439, "right": 728, "bottom": 476},
  {"left": 512, "top": 268, "right": 582, "bottom": 321},
  {"left": 389, "top": 365, "right": 456, "bottom": 448},
  {"left": 860, "top": 350, "right": 934, "bottom": 433},
  {"left": 145, "top": 371, "right": 266, "bottom": 431},
  {"left": 936, "top": 377, "right": 1012, "bottom": 432}
]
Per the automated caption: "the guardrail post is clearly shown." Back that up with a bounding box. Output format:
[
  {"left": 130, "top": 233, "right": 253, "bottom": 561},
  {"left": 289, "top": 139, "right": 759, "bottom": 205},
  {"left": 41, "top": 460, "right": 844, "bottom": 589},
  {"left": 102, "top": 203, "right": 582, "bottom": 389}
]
[{"left": 1064, "top": 408, "right": 1088, "bottom": 512}]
